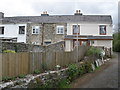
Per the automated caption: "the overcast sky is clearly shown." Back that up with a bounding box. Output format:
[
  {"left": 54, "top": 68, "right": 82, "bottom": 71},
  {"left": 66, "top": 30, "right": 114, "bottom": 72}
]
[{"left": 0, "top": 0, "right": 118, "bottom": 26}]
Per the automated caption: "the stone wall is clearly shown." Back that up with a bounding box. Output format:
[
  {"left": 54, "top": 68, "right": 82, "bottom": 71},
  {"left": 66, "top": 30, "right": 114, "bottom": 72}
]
[
  {"left": 1, "top": 41, "right": 65, "bottom": 52},
  {"left": 26, "top": 23, "right": 67, "bottom": 45}
]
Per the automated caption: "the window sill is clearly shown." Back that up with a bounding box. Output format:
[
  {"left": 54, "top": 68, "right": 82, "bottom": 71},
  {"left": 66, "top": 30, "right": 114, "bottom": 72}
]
[
  {"left": 56, "top": 33, "right": 64, "bottom": 35},
  {"left": 100, "top": 34, "right": 106, "bottom": 35},
  {"left": 32, "top": 33, "right": 39, "bottom": 35}
]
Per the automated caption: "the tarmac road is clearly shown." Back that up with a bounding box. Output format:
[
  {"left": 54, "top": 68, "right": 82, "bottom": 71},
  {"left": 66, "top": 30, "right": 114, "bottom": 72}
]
[{"left": 71, "top": 52, "right": 119, "bottom": 88}]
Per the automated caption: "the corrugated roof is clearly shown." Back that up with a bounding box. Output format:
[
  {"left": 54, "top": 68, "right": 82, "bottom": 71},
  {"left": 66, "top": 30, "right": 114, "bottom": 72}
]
[{"left": 1, "top": 15, "right": 112, "bottom": 24}]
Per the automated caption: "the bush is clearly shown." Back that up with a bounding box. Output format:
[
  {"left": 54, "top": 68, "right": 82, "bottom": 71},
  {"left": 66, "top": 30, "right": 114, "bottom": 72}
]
[
  {"left": 3, "top": 50, "right": 16, "bottom": 53},
  {"left": 57, "top": 79, "right": 70, "bottom": 88},
  {"left": 113, "top": 40, "right": 120, "bottom": 52},
  {"left": 78, "top": 61, "right": 93, "bottom": 76},
  {"left": 66, "top": 64, "right": 79, "bottom": 81},
  {"left": 113, "top": 32, "right": 120, "bottom": 52},
  {"left": 86, "top": 47, "right": 102, "bottom": 58}
]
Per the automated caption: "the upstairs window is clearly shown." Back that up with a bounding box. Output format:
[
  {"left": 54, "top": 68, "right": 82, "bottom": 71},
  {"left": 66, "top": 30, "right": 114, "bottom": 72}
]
[
  {"left": 32, "top": 26, "right": 39, "bottom": 34},
  {"left": 73, "top": 25, "right": 80, "bottom": 34},
  {"left": 56, "top": 26, "right": 64, "bottom": 34},
  {"left": 99, "top": 25, "right": 106, "bottom": 35},
  {"left": 0, "top": 27, "right": 4, "bottom": 35},
  {"left": 19, "top": 26, "right": 25, "bottom": 34}
]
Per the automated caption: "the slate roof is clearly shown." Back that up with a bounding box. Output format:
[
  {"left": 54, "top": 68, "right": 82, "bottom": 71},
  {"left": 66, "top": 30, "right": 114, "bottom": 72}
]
[
  {"left": 65, "top": 35, "right": 113, "bottom": 40},
  {"left": 1, "top": 15, "right": 112, "bottom": 24}
]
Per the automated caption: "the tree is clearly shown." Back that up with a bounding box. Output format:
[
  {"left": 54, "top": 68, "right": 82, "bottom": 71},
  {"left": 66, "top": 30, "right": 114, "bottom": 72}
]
[{"left": 113, "top": 32, "right": 120, "bottom": 52}]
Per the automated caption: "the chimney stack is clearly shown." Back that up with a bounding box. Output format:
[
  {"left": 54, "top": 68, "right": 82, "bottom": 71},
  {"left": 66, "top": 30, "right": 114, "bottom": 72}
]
[
  {"left": 74, "top": 10, "right": 82, "bottom": 15},
  {"left": 0, "top": 12, "right": 4, "bottom": 19},
  {"left": 41, "top": 11, "right": 49, "bottom": 16}
]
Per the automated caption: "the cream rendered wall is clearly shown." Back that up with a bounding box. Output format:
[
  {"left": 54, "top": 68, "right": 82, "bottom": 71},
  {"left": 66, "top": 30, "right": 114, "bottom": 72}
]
[
  {"left": 65, "top": 40, "right": 73, "bottom": 51},
  {"left": 67, "top": 23, "right": 112, "bottom": 36},
  {"left": 0, "top": 24, "right": 27, "bottom": 43},
  {"left": 92, "top": 40, "right": 112, "bottom": 48}
]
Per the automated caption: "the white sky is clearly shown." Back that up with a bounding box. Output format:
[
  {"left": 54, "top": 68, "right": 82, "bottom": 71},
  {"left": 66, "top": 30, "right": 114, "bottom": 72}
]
[{"left": 0, "top": 0, "right": 119, "bottom": 26}]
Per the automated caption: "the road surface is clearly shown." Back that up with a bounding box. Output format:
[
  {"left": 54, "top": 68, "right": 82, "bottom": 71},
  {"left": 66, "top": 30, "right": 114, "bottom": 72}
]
[{"left": 71, "top": 52, "right": 119, "bottom": 88}]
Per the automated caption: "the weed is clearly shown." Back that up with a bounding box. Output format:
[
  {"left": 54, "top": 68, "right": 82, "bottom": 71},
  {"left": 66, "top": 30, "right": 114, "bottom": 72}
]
[
  {"left": 3, "top": 50, "right": 16, "bottom": 53},
  {"left": 18, "top": 74, "right": 25, "bottom": 78},
  {"left": 34, "top": 69, "right": 41, "bottom": 74}
]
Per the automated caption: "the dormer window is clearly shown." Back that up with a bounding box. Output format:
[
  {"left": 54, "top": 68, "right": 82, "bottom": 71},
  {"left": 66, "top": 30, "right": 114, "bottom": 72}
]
[{"left": 99, "top": 25, "right": 106, "bottom": 35}]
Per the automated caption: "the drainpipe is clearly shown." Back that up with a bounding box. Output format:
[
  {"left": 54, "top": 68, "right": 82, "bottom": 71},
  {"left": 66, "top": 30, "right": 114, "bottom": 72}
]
[{"left": 41, "top": 23, "right": 44, "bottom": 45}]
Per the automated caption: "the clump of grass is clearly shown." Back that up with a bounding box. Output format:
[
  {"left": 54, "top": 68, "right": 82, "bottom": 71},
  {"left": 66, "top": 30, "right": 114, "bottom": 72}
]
[
  {"left": 18, "top": 74, "right": 26, "bottom": 78},
  {"left": 3, "top": 50, "right": 16, "bottom": 53},
  {"left": 33, "top": 69, "right": 41, "bottom": 74}
]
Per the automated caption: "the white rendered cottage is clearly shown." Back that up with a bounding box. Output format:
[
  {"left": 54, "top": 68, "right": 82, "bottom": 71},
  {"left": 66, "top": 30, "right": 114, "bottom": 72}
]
[{"left": 65, "top": 10, "right": 113, "bottom": 51}]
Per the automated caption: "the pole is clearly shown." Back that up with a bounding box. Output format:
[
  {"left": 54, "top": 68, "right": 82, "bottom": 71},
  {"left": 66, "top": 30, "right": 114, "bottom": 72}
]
[
  {"left": 0, "top": 40, "right": 2, "bottom": 81},
  {"left": 76, "top": 24, "right": 79, "bottom": 63},
  {"left": 41, "top": 23, "right": 44, "bottom": 45}
]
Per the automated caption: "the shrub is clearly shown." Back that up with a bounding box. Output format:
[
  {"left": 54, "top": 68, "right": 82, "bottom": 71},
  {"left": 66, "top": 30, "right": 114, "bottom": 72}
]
[
  {"left": 86, "top": 47, "right": 102, "bottom": 58},
  {"left": 113, "top": 32, "right": 120, "bottom": 52},
  {"left": 78, "top": 61, "right": 92, "bottom": 76},
  {"left": 84, "top": 61, "right": 93, "bottom": 73},
  {"left": 57, "top": 79, "right": 70, "bottom": 88},
  {"left": 66, "top": 64, "right": 79, "bottom": 81},
  {"left": 3, "top": 50, "right": 16, "bottom": 53},
  {"left": 41, "top": 63, "right": 47, "bottom": 71},
  {"left": 113, "top": 40, "right": 120, "bottom": 52}
]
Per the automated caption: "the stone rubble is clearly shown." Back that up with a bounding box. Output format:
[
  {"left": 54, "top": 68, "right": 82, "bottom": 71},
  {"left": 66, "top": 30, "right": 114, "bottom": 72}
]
[{"left": 0, "top": 68, "right": 67, "bottom": 89}]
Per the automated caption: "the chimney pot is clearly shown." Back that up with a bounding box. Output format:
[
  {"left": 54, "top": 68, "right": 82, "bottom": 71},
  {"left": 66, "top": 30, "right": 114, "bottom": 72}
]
[
  {"left": 41, "top": 11, "right": 49, "bottom": 16},
  {"left": 74, "top": 10, "right": 82, "bottom": 15}
]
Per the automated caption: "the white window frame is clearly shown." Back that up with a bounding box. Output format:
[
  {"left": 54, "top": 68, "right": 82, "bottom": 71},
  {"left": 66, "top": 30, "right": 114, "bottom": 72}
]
[
  {"left": 32, "top": 26, "right": 40, "bottom": 34},
  {"left": 56, "top": 26, "right": 64, "bottom": 34}
]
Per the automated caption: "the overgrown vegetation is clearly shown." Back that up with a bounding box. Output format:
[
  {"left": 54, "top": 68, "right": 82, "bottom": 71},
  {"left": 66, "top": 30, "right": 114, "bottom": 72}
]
[
  {"left": 66, "top": 64, "right": 79, "bottom": 81},
  {"left": 2, "top": 76, "right": 16, "bottom": 82},
  {"left": 18, "top": 74, "right": 26, "bottom": 78},
  {"left": 33, "top": 69, "right": 41, "bottom": 74},
  {"left": 30, "top": 77, "right": 70, "bottom": 89},
  {"left": 3, "top": 50, "right": 16, "bottom": 53},
  {"left": 113, "top": 32, "right": 120, "bottom": 52},
  {"left": 85, "top": 47, "right": 102, "bottom": 58},
  {"left": 66, "top": 62, "right": 93, "bottom": 81}
]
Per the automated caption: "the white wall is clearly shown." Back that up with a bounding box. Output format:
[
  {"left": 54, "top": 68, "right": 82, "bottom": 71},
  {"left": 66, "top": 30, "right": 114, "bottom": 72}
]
[
  {"left": 65, "top": 40, "right": 73, "bottom": 51},
  {"left": 92, "top": 40, "right": 112, "bottom": 48},
  {"left": 67, "top": 23, "right": 112, "bottom": 36},
  {"left": 0, "top": 24, "right": 27, "bottom": 43}
]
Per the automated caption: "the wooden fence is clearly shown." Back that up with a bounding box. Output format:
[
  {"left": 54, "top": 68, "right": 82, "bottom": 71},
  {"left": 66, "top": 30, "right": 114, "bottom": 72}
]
[{"left": 1, "top": 46, "right": 87, "bottom": 78}]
